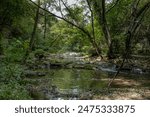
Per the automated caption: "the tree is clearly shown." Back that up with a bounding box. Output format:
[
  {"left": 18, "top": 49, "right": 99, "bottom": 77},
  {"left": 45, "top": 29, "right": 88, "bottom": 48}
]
[
  {"left": 124, "top": 0, "right": 150, "bottom": 59},
  {"left": 0, "top": 0, "right": 32, "bottom": 55},
  {"left": 29, "top": 0, "right": 40, "bottom": 51},
  {"left": 108, "top": 0, "right": 150, "bottom": 87},
  {"left": 28, "top": 0, "right": 103, "bottom": 57}
]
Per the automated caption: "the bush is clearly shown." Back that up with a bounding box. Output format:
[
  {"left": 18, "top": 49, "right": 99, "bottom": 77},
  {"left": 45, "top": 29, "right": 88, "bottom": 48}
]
[
  {"left": 26, "top": 49, "right": 48, "bottom": 65},
  {"left": 0, "top": 63, "right": 24, "bottom": 82},
  {"left": 0, "top": 63, "right": 31, "bottom": 99},
  {"left": 4, "top": 39, "right": 26, "bottom": 62},
  {"left": 0, "top": 82, "right": 31, "bottom": 100}
]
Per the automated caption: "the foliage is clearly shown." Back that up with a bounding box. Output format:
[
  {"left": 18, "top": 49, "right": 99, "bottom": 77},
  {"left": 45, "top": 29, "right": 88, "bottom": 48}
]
[
  {"left": 0, "top": 0, "right": 149, "bottom": 57},
  {"left": 0, "top": 0, "right": 150, "bottom": 99},
  {"left": 49, "top": 20, "right": 91, "bottom": 53},
  {"left": 0, "top": 63, "right": 22, "bottom": 82},
  {"left": 0, "top": 63, "right": 31, "bottom": 99},
  {"left": 3, "top": 39, "right": 26, "bottom": 62},
  {"left": 28, "top": 48, "right": 47, "bottom": 59},
  {"left": 0, "top": 82, "right": 31, "bottom": 100},
  {"left": 0, "top": 0, "right": 33, "bottom": 34}
]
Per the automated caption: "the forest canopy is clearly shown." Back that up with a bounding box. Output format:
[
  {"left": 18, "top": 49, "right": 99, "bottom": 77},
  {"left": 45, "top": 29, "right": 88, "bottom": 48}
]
[{"left": 0, "top": 0, "right": 150, "bottom": 57}]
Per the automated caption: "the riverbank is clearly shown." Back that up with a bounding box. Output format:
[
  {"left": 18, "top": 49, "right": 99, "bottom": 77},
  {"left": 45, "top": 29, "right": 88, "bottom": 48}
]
[{"left": 26, "top": 52, "right": 150, "bottom": 75}]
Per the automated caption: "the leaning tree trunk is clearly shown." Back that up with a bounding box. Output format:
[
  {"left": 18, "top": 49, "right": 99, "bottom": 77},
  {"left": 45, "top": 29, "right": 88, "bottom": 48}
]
[
  {"left": 29, "top": 0, "right": 104, "bottom": 58},
  {"left": 29, "top": 0, "right": 40, "bottom": 51},
  {"left": 23, "top": 0, "right": 40, "bottom": 63}
]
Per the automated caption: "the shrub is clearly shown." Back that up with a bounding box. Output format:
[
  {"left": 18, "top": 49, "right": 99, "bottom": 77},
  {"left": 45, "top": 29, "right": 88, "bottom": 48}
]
[
  {"left": 0, "top": 63, "right": 24, "bottom": 82},
  {"left": 4, "top": 39, "right": 26, "bottom": 62},
  {"left": 0, "top": 82, "right": 31, "bottom": 100},
  {"left": 0, "top": 63, "right": 31, "bottom": 99}
]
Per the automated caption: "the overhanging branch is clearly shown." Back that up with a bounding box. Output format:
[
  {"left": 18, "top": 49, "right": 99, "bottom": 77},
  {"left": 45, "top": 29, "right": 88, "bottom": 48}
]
[{"left": 28, "top": 0, "right": 92, "bottom": 39}]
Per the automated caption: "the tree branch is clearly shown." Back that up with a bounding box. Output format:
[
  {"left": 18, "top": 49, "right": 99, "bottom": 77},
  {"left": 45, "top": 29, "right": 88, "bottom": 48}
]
[
  {"left": 28, "top": 0, "right": 92, "bottom": 40},
  {"left": 106, "top": 0, "right": 120, "bottom": 14},
  {"left": 107, "top": 1, "right": 150, "bottom": 89},
  {"left": 86, "top": 0, "right": 95, "bottom": 40},
  {"left": 60, "top": 0, "right": 79, "bottom": 25}
]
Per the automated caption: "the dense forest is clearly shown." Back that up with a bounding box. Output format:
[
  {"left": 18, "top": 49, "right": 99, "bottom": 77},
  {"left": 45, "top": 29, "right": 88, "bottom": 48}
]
[{"left": 0, "top": 0, "right": 150, "bottom": 99}]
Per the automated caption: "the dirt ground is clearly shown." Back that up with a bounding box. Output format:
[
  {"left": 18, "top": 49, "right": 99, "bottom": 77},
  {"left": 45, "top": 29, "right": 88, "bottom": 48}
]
[{"left": 93, "top": 87, "right": 150, "bottom": 100}]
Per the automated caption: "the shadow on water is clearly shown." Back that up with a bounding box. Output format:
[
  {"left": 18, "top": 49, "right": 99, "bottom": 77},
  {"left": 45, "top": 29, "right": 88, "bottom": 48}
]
[{"left": 26, "top": 67, "right": 150, "bottom": 100}]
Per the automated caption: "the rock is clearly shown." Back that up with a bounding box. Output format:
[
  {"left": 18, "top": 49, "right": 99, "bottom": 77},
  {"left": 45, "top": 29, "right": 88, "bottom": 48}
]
[
  {"left": 50, "top": 63, "right": 63, "bottom": 68},
  {"left": 24, "top": 70, "right": 37, "bottom": 76},
  {"left": 131, "top": 68, "right": 143, "bottom": 74},
  {"left": 50, "top": 85, "right": 59, "bottom": 94},
  {"left": 37, "top": 72, "right": 46, "bottom": 76},
  {"left": 79, "top": 92, "right": 93, "bottom": 100},
  {"left": 24, "top": 70, "right": 46, "bottom": 77},
  {"left": 63, "top": 52, "right": 82, "bottom": 58},
  {"left": 97, "top": 63, "right": 117, "bottom": 73}
]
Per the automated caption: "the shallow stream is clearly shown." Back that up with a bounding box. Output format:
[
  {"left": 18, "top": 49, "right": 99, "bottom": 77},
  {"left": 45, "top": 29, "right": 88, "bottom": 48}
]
[{"left": 26, "top": 68, "right": 150, "bottom": 100}]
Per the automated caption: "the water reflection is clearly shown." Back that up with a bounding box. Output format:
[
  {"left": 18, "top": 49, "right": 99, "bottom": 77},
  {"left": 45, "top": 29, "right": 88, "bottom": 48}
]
[
  {"left": 49, "top": 69, "right": 109, "bottom": 92},
  {"left": 28, "top": 68, "right": 149, "bottom": 99}
]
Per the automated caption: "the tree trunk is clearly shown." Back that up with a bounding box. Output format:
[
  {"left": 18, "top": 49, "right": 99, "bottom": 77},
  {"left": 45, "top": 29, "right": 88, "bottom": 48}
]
[
  {"left": 29, "top": 0, "right": 103, "bottom": 58},
  {"left": 125, "top": 1, "right": 150, "bottom": 59},
  {"left": 43, "top": 14, "right": 47, "bottom": 40},
  {"left": 43, "top": 2, "right": 47, "bottom": 40},
  {"left": 29, "top": 0, "right": 40, "bottom": 51},
  {"left": 0, "top": 34, "right": 3, "bottom": 55},
  {"left": 92, "top": 0, "right": 113, "bottom": 59},
  {"left": 23, "top": 0, "right": 40, "bottom": 63}
]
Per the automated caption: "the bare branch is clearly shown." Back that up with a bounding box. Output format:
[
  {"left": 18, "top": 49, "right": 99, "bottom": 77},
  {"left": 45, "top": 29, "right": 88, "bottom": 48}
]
[{"left": 58, "top": 0, "right": 65, "bottom": 17}]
